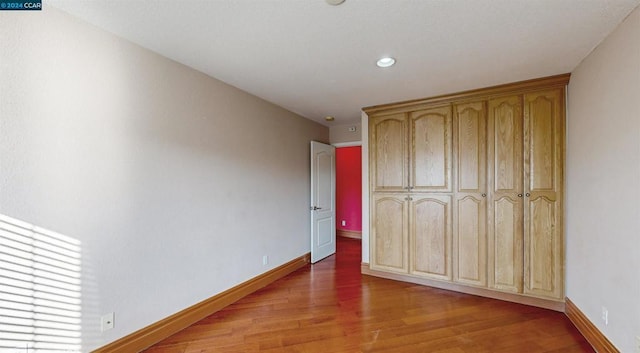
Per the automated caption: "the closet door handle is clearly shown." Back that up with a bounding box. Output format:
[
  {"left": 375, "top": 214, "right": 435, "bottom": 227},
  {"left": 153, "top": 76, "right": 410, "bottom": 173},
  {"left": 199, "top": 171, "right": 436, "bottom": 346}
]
[
  {"left": 481, "top": 193, "right": 486, "bottom": 197},
  {"left": 525, "top": 193, "right": 530, "bottom": 197},
  {"left": 517, "top": 194, "right": 523, "bottom": 197}
]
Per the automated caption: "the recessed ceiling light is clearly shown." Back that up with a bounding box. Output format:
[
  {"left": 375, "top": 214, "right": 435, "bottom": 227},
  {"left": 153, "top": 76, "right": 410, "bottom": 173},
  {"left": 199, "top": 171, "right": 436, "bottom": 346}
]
[
  {"left": 325, "top": 116, "right": 335, "bottom": 122},
  {"left": 376, "top": 57, "right": 396, "bottom": 68}
]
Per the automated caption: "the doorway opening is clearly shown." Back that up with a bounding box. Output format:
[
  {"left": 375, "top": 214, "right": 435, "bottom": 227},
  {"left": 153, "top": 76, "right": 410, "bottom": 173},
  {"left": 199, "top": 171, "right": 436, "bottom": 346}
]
[{"left": 335, "top": 145, "right": 362, "bottom": 264}]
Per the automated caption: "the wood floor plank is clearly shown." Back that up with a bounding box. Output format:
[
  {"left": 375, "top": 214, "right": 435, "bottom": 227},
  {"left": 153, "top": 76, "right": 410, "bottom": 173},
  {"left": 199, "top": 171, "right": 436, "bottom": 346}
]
[{"left": 144, "top": 238, "right": 592, "bottom": 353}]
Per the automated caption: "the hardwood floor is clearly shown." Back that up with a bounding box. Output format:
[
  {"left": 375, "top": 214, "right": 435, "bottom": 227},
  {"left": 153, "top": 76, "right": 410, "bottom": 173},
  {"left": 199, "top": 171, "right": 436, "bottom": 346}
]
[{"left": 144, "top": 237, "right": 593, "bottom": 353}]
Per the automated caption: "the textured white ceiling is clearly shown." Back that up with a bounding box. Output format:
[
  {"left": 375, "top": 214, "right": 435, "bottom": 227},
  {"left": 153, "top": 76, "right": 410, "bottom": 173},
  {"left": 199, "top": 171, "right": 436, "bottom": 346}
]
[{"left": 48, "top": 0, "right": 640, "bottom": 126}]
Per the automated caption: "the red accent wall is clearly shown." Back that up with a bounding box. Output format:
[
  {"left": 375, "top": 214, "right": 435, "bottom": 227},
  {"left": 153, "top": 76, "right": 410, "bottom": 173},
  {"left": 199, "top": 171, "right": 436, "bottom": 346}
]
[{"left": 336, "top": 146, "right": 362, "bottom": 232}]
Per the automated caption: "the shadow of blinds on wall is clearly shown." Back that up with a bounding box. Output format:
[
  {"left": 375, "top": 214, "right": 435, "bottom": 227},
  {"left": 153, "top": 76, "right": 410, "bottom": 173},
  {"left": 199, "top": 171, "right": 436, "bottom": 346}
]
[{"left": 0, "top": 214, "right": 82, "bottom": 353}]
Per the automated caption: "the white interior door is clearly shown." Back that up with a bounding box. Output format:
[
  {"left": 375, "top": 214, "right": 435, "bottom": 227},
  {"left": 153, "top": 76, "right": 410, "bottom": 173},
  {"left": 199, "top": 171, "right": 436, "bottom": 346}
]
[{"left": 310, "top": 141, "right": 336, "bottom": 263}]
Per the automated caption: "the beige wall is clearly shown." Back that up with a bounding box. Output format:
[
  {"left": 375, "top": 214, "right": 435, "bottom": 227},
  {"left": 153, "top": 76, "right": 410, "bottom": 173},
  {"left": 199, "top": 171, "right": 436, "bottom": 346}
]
[
  {"left": 566, "top": 5, "right": 640, "bottom": 352},
  {"left": 0, "top": 8, "right": 327, "bottom": 351},
  {"left": 330, "top": 123, "right": 362, "bottom": 145}
]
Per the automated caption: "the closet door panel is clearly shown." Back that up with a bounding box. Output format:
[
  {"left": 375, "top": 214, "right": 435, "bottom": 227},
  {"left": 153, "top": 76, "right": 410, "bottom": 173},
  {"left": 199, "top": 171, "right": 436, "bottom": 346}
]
[
  {"left": 455, "top": 102, "right": 486, "bottom": 192},
  {"left": 371, "top": 194, "right": 408, "bottom": 273},
  {"left": 453, "top": 102, "right": 487, "bottom": 286},
  {"left": 492, "top": 196, "right": 523, "bottom": 292},
  {"left": 488, "top": 96, "right": 523, "bottom": 293},
  {"left": 410, "top": 195, "right": 452, "bottom": 281},
  {"left": 492, "top": 97, "right": 523, "bottom": 193},
  {"left": 370, "top": 114, "right": 408, "bottom": 192},
  {"left": 455, "top": 196, "right": 486, "bottom": 285},
  {"left": 526, "top": 197, "right": 557, "bottom": 293},
  {"left": 410, "top": 107, "right": 452, "bottom": 192},
  {"left": 527, "top": 95, "right": 555, "bottom": 191},
  {"left": 523, "top": 89, "right": 564, "bottom": 299}
]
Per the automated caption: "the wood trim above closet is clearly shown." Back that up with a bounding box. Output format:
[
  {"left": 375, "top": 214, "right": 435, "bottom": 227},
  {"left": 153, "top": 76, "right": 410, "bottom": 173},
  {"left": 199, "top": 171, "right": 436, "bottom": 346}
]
[{"left": 363, "top": 73, "right": 570, "bottom": 116}]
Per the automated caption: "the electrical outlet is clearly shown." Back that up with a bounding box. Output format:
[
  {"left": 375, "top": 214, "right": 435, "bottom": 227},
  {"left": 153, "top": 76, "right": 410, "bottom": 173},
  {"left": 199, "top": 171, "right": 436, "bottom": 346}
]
[
  {"left": 341, "top": 220, "right": 346, "bottom": 226},
  {"left": 601, "top": 307, "right": 608, "bottom": 326},
  {"left": 262, "top": 255, "right": 269, "bottom": 266},
  {"left": 101, "top": 312, "right": 115, "bottom": 332}
]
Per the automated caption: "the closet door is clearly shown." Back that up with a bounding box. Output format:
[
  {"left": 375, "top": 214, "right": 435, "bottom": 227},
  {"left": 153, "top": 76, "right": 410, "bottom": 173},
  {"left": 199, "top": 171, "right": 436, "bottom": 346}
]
[
  {"left": 523, "top": 89, "right": 564, "bottom": 299},
  {"left": 409, "top": 106, "right": 452, "bottom": 192},
  {"left": 453, "top": 102, "right": 487, "bottom": 286},
  {"left": 488, "top": 96, "right": 524, "bottom": 293},
  {"left": 370, "top": 113, "right": 408, "bottom": 192},
  {"left": 371, "top": 194, "right": 408, "bottom": 273},
  {"left": 410, "top": 194, "right": 452, "bottom": 281}
]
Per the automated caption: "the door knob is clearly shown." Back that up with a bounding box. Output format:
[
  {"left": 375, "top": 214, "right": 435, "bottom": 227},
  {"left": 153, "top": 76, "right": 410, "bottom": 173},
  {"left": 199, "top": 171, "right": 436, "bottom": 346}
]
[
  {"left": 517, "top": 194, "right": 523, "bottom": 197},
  {"left": 525, "top": 193, "right": 530, "bottom": 197},
  {"left": 310, "top": 206, "right": 323, "bottom": 210},
  {"left": 481, "top": 193, "right": 486, "bottom": 197}
]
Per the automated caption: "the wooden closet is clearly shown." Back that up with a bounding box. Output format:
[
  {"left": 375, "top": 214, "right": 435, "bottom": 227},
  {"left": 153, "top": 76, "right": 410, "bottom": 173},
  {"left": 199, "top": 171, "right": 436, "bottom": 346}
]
[{"left": 363, "top": 74, "right": 568, "bottom": 310}]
